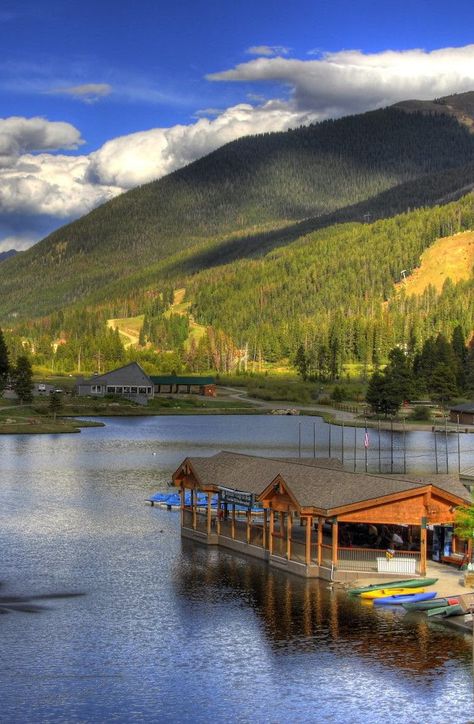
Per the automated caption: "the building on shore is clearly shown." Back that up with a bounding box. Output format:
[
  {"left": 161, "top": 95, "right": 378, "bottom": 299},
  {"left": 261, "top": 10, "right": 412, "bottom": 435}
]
[
  {"left": 76, "top": 362, "right": 154, "bottom": 405},
  {"left": 449, "top": 402, "right": 474, "bottom": 425},
  {"left": 151, "top": 375, "right": 216, "bottom": 396},
  {"left": 172, "top": 451, "right": 472, "bottom": 581}
]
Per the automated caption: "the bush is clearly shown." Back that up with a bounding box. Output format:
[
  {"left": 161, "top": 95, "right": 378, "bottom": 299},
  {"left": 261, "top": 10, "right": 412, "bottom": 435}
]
[
  {"left": 410, "top": 405, "right": 432, "bottom": 422},
  {"left": 331, "top": 385, "right": 348, "bottom": 402}
]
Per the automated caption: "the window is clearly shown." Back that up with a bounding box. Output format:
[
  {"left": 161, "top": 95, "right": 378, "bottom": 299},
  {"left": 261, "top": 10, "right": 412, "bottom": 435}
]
[
  {"left": 147, "top": 387, "right": 152, "bottom": 394},
  {"left": 138, "top": 386, "right": 146, "bottom": 394},
  {"left": 116, "top": 386, "right": 123, "bottom": 394},
  {"left": 91, "top": 385, "right": 101, "bottom": 393},
  {"left": 123, "top": 386, "right": 130, "bottom": 393},
  {"left": 131, "top": 386, "right": 138, "bottom": 394},
  {"left": 107, "top": 386, "right": 115, "bottom": 393}
]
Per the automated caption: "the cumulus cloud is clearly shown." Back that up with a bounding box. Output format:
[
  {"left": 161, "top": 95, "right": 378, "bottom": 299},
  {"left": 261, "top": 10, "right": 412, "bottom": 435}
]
[
  {"left": 87, "top": 101, "right": 314, "bottom": 188},
  {"left": 48, "top": 83, "right": 112, "bottom": 103},
  {"left": 208, "top": 44, "right": 474, "bottom": 117},
  {"left": 0, "top": 116, "right": 83, "bottom": 167},
  {"left": 7, "top": 43, "right": 474, "bottom": 250},
  {"left": 245, "top": 45, "right": 290, "bottom": 57}
]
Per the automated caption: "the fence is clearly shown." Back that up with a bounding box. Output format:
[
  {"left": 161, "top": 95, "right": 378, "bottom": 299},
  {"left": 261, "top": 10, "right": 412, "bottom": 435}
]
[{"left": 337, "top": 547, "right": 421, "bottom": 573}]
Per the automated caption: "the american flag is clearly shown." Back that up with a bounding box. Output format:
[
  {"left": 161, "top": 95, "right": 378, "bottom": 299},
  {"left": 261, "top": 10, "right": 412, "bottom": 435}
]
[{"left": 364, "top": 431, "right": 369, "bottom": 448}]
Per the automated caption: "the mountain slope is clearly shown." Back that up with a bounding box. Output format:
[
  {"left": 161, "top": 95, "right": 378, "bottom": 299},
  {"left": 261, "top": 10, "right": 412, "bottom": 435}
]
[{"left": 3, "top": 103, "right": 474, "bottom": 319}]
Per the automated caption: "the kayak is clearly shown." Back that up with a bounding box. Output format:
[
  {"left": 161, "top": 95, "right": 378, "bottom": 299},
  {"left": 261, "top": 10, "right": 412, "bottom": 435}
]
[
  {"left": 402, "top": 596, "right": 460, "bottom": 611},
  {"left": 348, "top": 578, "right": 438, "bottom": 595},
  {"left": 361, "top": 587, "right": 425, "bottom": 600},
  {"left": 426, "top": 603, "right": 464, "bottom": 618},
  {"left": 374, "top": 591, "right": 437, "bottom": 606}
]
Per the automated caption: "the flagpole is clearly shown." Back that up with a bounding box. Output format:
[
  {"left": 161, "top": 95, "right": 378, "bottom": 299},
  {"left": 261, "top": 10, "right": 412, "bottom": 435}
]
[
  {"left": 341, "top": 420, "right": 345, "bottom": 465},
  {"left": 364, "top": 417, "right": 368, "bottom": 472}
]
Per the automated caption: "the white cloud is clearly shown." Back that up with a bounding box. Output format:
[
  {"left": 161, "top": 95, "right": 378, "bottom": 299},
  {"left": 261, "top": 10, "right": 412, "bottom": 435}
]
[
  {"left": 245, "top": 45, "right": 290, "bottom": 57},
  {"left": 6, "top": 43, "right": 474, "bottom": 251},
  {"left": 0, "top": 116, "right": 83, "bottom": 166},
  {"left": 0, "top": 152, "right": 121, "bottom": 217},
  {"left": 87, "top": 101, "right": 313, "bottom": 189},
  {"left": 208, "top": 44, "right": 474, "bottom": 116},
  {"left": 0, "top": 235, "right": 34, "bottom": 252},
  {"left": 48, "top": 83, "right": 112, "bottom": 103}
]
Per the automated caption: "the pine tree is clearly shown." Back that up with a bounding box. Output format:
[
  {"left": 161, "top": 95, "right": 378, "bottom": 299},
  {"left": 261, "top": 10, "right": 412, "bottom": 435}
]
[
  {"left": 12, "top": 355, "right": 33, "bottom": 404},
  {"left": 49, "top": 391, "right": 62, "bottom": 420},
  {"left": 0, "top": 327, "right": 9, "bottom": 394}
]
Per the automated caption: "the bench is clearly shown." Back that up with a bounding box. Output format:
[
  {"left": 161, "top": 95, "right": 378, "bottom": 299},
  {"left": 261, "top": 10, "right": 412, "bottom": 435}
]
[{"left": 441, "top": 553, "right": 468, "bottom": 568}]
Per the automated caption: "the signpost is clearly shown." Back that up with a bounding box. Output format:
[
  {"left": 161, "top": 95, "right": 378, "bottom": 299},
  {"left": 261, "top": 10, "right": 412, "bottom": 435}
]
[{"left": 219, "top": 487, "right": 254, "bottom": 508}]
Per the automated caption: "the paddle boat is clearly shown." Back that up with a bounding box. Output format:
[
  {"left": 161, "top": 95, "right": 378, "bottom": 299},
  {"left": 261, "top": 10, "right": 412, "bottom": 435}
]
[{"left": 373, "top": 591, "right": 437, "bottom": 606}]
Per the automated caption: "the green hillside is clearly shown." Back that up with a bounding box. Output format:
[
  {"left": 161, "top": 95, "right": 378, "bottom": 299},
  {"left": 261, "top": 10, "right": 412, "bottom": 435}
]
[{"left": 3, "top": 106, "right": 474, "bottom": 318}]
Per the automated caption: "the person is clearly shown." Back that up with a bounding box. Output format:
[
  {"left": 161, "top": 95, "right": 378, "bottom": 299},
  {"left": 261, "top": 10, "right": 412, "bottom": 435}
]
[{"left": 392, "top": 532, "right": 404, "bottom": 548}]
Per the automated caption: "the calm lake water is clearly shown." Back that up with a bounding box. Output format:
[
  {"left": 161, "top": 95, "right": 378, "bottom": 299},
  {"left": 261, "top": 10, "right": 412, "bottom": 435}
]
[{"left": 1, "top": 415, "right": 473, "bottom": 723}]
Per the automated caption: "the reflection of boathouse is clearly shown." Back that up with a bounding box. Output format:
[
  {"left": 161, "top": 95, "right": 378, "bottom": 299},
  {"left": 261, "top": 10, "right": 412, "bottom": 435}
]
[{"left": 172, "top": 452, "right": 472, "bottom": 581}]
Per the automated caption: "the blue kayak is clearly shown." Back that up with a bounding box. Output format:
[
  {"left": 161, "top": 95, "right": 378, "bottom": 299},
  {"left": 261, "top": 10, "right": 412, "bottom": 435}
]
[{"left": 374, "top": 591, "right": 437, "bottom": 606}]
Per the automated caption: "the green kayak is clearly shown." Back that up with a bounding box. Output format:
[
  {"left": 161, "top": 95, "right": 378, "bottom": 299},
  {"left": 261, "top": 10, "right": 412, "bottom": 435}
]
[
  {"left": 403, "top": 596, "right": 459, "bottom": 611},
  {"left": 348, "top": 577, "right": 438, "bottom": 596},
  {"left": 426, "top": 603, "right": 464, "bottom": 618}
]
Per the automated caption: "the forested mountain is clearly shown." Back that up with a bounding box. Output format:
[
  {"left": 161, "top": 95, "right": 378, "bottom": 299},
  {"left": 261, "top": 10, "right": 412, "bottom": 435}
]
[
  {"left": 3, "top": 101, "right": 474, "bottom": 319},
  {"left": 0, "top": 249, "right": 17, "bottom": 264}
]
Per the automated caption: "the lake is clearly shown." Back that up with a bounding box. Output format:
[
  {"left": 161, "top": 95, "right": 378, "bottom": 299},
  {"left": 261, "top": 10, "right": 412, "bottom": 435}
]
[{"left": 0, "top": 415, "right": 473, "bottom": 723}]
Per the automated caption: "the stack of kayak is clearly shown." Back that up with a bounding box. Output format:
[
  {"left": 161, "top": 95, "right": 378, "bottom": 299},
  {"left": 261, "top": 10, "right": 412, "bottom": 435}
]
[
  {"left": 402, "top": 596, "right": 463, "bottom": 617},
  {"left": 348, "top": 578, "right": 438, "bottom": 606}
]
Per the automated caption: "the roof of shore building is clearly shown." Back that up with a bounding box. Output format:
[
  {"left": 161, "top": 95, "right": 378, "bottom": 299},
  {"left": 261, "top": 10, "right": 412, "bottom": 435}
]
[
  {"left": 150, "top": 375, "right": 215, "bottom": 385},
  {"left": 176, "top": 451, "right": 471, "bottom": 512}
]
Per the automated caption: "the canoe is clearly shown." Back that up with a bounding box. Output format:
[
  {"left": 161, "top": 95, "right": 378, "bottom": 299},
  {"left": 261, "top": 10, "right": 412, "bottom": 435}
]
[
  {"left": 426, "top": 603, "right": 464, "bottom": 618},
  {"left": 402, "top": 596, "right": 460, "bottom": 611},
  {"left": 361, "top": 587, "right": 425, "bottom": 600},
  {"left": 348, "top": 578, "right": 438, "bottom": 595},
  {"left": 374, "top": 591, "right": 437, "bottom": 606}
]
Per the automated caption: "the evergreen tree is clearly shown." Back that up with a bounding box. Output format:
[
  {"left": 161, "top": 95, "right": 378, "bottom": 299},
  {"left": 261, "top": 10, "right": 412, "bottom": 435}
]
[
  {"left": 49, "top": 391, "right": 62, "bottom": 420},
  {"left": 0, "top": 327, "right": 9, "bottom": 394},
  {"left": 12, "top": 355, "right": 33, "bottom": 404},
  {"left": 294, "top": 344, "right": 309, "bottom": 381},
  {"left": 451, "top": 325, "right": 468, "bottom": 391}
]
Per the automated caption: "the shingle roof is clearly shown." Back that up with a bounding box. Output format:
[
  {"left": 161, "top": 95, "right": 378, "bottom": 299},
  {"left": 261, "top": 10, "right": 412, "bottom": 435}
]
[{"left": 180, "top": 451, "right": 471, "bottom": 512}]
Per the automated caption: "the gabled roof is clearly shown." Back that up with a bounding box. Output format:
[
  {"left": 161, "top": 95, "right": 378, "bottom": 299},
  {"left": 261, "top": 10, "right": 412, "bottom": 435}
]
[
  {"left": 78, "top": 361, "right": 152, "bottom": 386},
  {"left": 450, "top": 402, "right": 474, "bottom": 413},
  {"left": 174, "top": 451, "right": 471, "bottom": 513}
]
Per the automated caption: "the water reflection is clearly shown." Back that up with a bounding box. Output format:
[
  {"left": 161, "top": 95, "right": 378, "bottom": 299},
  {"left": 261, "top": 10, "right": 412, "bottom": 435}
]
[{"left": 174, "top": 541, "right": 472, "bottom": 678}]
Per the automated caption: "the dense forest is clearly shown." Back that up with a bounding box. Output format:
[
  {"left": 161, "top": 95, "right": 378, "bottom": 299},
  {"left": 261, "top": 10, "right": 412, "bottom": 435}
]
[
  {"left": 4, "top": 190, "right": 473, "bottom": 379},
  {"left": 3, "top": 107, "right": 474, "bottom": 318}
]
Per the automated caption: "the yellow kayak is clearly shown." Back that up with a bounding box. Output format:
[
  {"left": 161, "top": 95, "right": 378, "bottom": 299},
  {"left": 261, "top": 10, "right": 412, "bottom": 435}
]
[{"left": 361, "top": 587, "right": 425, "bottom": 599}]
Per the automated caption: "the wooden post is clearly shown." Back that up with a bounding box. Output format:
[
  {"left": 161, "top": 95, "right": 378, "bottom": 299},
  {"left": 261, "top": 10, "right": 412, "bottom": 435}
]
[
  {"left": 420, "top": 519, "right": 427, "bottom": 576},
  {"left": 286, "top": 512, "right": 292, "bottom": 560},
  {"left": 317, "top": 517, "right": 323, "bottom": 566},
  {"left": 207, "top": 491, "right": 212, "bottom": 536},
  {"left": 262, "top": 509, "right": 267, "bottom": 549},
  {"left": 269, "top": 509, "right": 274, "bottom": 555},
  {"left": 180, "top": 486, "right": 185, "bottom": 527},
  {"left": 467, "top": 537, "right": 473, "bottom": 563},
  {"left": 332, "top": 518, "right": 338, "bottom": 566},
  {"left": 452, "top": 534, "right": 457, "bottom": 554},
  {"left": 246, "top": 509, "right": 251, "bottom": 544},
  {"left": 216, "top": 495, "right": 221, "bottom": 536},
  {"left": 192, "top": 488, "right": 197, "bottom": 530},
  {"left": 305, "top": 515, "right": 313, "bottom": 566},
  {"left": 231, "top": 504, "right": 236, "bottom": 539}
]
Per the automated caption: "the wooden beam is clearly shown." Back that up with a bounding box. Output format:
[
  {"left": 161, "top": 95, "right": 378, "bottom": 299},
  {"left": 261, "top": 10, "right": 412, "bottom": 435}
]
[
  {"left": 420, "top": 519, "right": 427, "bottom": 576},
  {"left": 269, "top": 509, "right": 274, "bottom": 555},
  {"left": 246, "top": 509, "right": 251, "bottom": 544},
  {"left": 305, "top": 515, "right": 313, "bottom": 566},
  {"left": 286, "top": 512, "right": 292, "bottom": 560},
  {"left": 207, "top": 491, "right": 212, "bottom": 536},
  {"left": 192, "top": 488, "right": 197, "bottom": 530},
  {"left": 332, "top": 518, "right": 338, "bottom": 566},
  {"left": 231, "top": 504, "right": 235, "bottom": 539},
  {"left": 317, "top": 517, "right": 323, "bottom": 566},
  {"left": 180, "top": 486, "right": 184, "bottom": 527},
  {"left": 262, "top": 508, "right": 267, "bottom": 549}
]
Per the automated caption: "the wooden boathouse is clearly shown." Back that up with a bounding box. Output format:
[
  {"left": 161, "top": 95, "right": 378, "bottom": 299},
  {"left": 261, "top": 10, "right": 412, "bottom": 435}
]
[{"left": 172, "top": 451, "right": 472, "bottom": 581}]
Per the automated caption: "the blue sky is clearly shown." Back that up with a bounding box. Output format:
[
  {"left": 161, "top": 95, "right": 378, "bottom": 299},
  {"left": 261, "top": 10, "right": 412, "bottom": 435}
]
[{"left": 2, "top": 0, "right": 474, "bottom": 250}]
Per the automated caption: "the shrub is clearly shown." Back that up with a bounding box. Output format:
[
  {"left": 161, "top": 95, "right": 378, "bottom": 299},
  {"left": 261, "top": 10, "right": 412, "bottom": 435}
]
[{"left": 410, "top": 405, "right": 432, "bottom": 422}]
